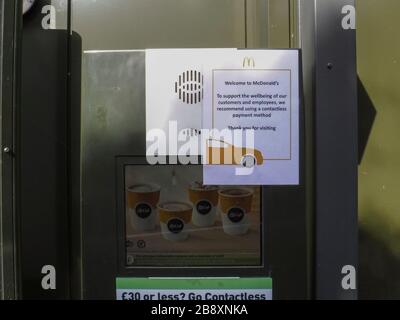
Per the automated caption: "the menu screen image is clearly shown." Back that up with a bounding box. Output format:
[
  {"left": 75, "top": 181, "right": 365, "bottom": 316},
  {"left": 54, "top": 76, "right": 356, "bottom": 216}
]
[{"left": 124, "top": 165, "right": 262, "bottom": 267}]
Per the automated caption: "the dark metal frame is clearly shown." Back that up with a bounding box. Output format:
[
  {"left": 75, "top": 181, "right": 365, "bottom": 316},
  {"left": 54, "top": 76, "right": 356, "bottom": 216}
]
[
  {"left": 313, "top": 0, "right": 358, "bottom": 300},
  {"left": 0, "top": 0, "right": 22, "bottom": 300},
  {"left": 298, "top": 0, "right": 358, "bottom": 299}
]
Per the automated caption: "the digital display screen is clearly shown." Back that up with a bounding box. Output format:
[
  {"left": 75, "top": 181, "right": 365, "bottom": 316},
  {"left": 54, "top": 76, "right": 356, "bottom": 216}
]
[{"left": 124, "top": 165, "right": 262, "bottom": 267}]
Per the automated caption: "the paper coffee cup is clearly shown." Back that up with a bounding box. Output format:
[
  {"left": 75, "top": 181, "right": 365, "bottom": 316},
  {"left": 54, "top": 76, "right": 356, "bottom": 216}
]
[
  {"left": 158, "top": 202, "right": 193, "bottom": 241},
  {"left": 127, "top": 183, "right": 161, "bottom": 232},
  {"left": 188, "top": 182, "right": 219, "bottom": 227},
  {"left": 218, "top": 188, "right": 254, "bottom": 236}
]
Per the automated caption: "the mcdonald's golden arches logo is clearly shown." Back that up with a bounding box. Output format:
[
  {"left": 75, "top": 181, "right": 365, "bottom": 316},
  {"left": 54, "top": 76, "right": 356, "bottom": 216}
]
[{"left": 243, "top": 57, "right": 256, "bottom": 68}]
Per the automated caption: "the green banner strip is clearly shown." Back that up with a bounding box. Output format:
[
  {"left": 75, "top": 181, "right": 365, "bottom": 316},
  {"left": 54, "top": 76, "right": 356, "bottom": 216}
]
[{"left": 116, "top": 278, "right": 272, "bottom": 290}]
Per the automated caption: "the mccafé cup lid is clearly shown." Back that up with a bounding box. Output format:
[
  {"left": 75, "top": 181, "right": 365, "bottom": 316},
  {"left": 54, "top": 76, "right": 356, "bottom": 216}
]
[
  {"left": 218, "top": 188, "right": 254, "bottom": 214},
  {"left": 218, "top": 188, "right": 254, "bottom": 198},
  {"left": 127, "top": 183, "right": 161, "bottom": 193},
  {"left": 158, "top": 202, "right": 192, "bottom": 212},
  {"left": 189, "top": 181, "right": 219, "bottom": 191},
  {"left": 188, "top": 182, "right": 219, "bottom": 206},
  {"left": 158, "top": 202, "right": 193, "bottom": 224}
]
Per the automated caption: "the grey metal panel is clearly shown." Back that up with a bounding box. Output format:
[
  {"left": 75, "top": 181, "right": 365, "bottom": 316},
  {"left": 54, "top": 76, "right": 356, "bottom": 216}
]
[
  {"left": 81, "top": 51, "right": 146, "bottom": 298},
  {"left": 314, "top": 0, "right": 358, "bottom": 299}
]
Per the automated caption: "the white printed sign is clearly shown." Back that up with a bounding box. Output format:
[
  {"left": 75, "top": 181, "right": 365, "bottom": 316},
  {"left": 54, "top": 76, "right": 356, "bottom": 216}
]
[
  {"left": 202, "top": 50, "right": 300, "bottom": 185},
  {"left": 145, "top": 49, "right": 300, "bottom": 185}
]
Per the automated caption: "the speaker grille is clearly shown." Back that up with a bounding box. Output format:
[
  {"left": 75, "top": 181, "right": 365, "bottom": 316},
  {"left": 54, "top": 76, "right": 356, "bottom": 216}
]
[{"left": 175, "top": 70, "right": 204, "bottom": 105}]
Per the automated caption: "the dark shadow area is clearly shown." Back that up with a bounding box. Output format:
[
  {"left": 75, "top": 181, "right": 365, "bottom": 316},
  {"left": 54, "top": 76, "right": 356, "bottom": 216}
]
[
  {"left": 358, "top": 77, "right": 377, "bottom": 164},
  {"left": 359, "top": 227, "right": 400, "bottom": 299}
]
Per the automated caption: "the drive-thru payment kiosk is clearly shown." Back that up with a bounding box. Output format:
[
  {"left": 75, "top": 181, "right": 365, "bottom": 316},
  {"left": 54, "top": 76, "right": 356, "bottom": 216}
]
[{"left": 0, "top": 0, "right": 357, "bottom": 300}]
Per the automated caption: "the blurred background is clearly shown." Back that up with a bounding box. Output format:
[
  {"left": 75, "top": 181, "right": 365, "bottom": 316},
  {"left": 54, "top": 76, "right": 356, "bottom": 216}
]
[{"left": 356, "top": 0, "right": 400, "bottom": 300}]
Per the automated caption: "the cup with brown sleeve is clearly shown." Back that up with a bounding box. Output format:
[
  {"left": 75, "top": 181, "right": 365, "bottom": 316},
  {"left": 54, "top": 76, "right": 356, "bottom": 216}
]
[
  {"left": 127, "top": 183, "right": 161, "bottom": 232},
  {"left": 218, "top": 188, "right": 254, "bottom": 236},
  {"left": 188, "top": 182, "right": 219, "bottom": 227},
  {"left": 158, "top": 202, "right": 193, "bottom": 241}
]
